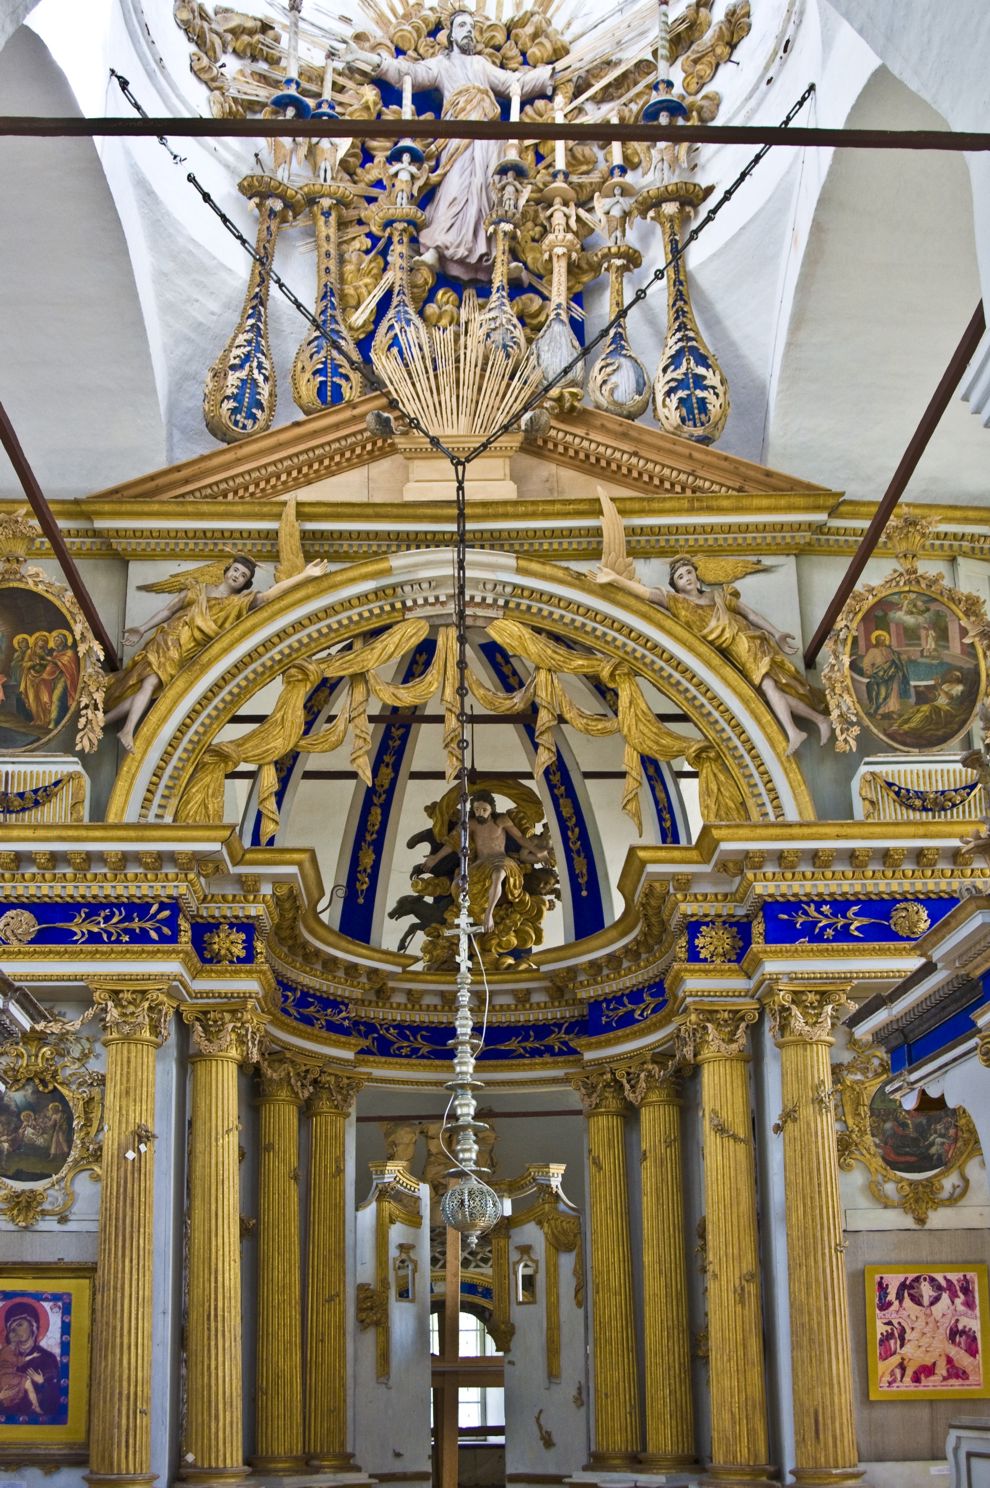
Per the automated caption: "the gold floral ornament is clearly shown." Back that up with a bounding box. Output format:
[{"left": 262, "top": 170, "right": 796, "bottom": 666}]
[
  {"left": 823, "top": 514, "right": 990, "bottom": 753},
  {"left": 888, "top": 901, "right": 931, "bottom": 939},
  {"left": 834, "top": 1041, "right": 982, "bottom": 1227},
  {"left": 200, "top": 924, "right": 249, "bottom": 964},
  {"left": 694, "top": 921, "right": 743, "bottom": 963},
  {"left": 0, "top": 1019, "right": 103, "bottom": 1228},
  {"left": 0, "top": 510, "right": 106, "bottom": 753}
]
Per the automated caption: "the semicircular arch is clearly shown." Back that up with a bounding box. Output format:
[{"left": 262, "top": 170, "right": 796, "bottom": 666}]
[{"left": 105, "top": 549, "right": 815, "bottom": 827}]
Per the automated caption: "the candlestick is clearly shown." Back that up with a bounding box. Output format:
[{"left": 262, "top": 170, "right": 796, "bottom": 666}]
[
  {"left": 509, "top": 85, "right": 521, "bottom": 124},
  {"left": 287, "top": 0, "right": 302, "bottom": 81},
  {"left": 610, "top": 117, "right": 622, "bottom": 170},
  {"left": 322, "top": 50, "right": 335, "bottom": 100},
  {"left": 657, "top": 0, "right": 670, "bottom": 79},
  {"left": 402, "top": 71, "right": 413, "bottom": 120},
  {"left": 554, "top": 95, "right": 566, "bottom": 173}
]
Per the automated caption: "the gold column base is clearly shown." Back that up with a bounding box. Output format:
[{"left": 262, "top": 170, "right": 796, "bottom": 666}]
[
  {"left": 85, "top": 1474, "right": 158, "bottom": 1487},
  {"left": 638, "top": 1453, "right": 697, "bottom": 1470},
  {"left": 177, "top": 1468, "right": 251, "bottom": 1484},
  {"left": 586, "top": 1451, "right": 640, "bottom": 1470},
  {"left": 249, "top": 1456, "right": 307, "bottom": 1473},
  {"left": 790, "top": 1472, "right": 865, "bottom": 1486},
  {"left": 308, "top": 1452, "right": 357, "bottom": 1471},
  {"left": 702, "top": 1467, "right": 778, "bottom": 1487}
]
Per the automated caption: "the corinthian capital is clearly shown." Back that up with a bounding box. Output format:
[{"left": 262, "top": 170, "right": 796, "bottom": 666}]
[
  {"left": 308, "top": 1067, "right": 364, "bottom": 1115},
  {"left": 617, "top": 1055, "right": 681, "bottom": 1108},
  {"left": 92, "top": 981, "right": 175, "bottom": 1046},
  {"left": 675, "top": 1004, "right": 758, "bottom": 1064},
  {"left": 569, "top": 1067, "right": 627, "bottom": 1115},
  {"left": 182, "top": 1003, "right": 266, "bottom": 1063},
  {"left": 766, "top": 986, "right": 853, "bottom": 1045},
  {"left": 256, "top": 1048, "right": 316, "bottom": 1103}
]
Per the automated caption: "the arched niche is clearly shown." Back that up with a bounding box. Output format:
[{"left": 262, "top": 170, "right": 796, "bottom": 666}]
[{"left": 105, "top": 549, "right": 815, "bottom": 828}]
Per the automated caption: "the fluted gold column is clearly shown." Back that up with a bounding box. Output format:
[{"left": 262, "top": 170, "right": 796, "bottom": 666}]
[
  {"left": 252, "top": 1052, "right": 314, "bottom": 1474},
  {"left": 767, "top": 986, "right": 864, "bottom": 1487},
  {"left": 677, "top": 1007, "right": 775, "bottom": 1488},
  {"left": 571, "top": 1069, "right": 640, "bottom": 1468},
  {"left": 623, "top": 1058, "right": 695, "bottom": 1470},
  {"left": 86, "top": 983, "right": 174, "bottom": 1488},
  {"left": 305, "top": 1069, "right": 363, "bottom": 1470},
  {"left": 180, "top": 1005, "right": 264, "bottom": 1485}
]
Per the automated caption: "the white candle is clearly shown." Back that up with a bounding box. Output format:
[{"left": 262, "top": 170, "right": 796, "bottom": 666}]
[
  {"left": 322, "top": 50, "right": 335, "bottom": 100},
  {"left": 554, "top": 94, "right": 566, "bottom": 172},
  {"left": 657, "top": 0, "right": 670, "bottom": 76},
  {"left": 287, "top": 0, "right": 302, "bottom": 79},
  {"left": 610, "top": 116, "right": 622, "bottom": 169},
  {"left": 509, "top": 84, "right": 520, "bottom": 123},
  {"left": 402, "top": 70, "right": 413, "bottom": 119}
]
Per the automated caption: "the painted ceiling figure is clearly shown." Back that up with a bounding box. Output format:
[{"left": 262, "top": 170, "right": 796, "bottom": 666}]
[
  {"left": 593, "top": 490, "right": 832, "bottom": 755},
  {"left": 345, "top": 10, "right": 554, "bottom": 279}
]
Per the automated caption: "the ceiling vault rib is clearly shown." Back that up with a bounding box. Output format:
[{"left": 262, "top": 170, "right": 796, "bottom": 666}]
[
  {"left": 0, "top": 399, "right": 121, "bottom": 669},
  {"left": 804, "top": 300, "right": 987, "bottom": 669}
]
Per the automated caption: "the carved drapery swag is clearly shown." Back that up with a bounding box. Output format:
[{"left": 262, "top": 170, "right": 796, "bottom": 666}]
[{"left": 176, "top": 612, "right": 747, "bottom": 841}]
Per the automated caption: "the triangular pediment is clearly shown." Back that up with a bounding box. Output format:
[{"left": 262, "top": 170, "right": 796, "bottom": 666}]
[{"left": 86, "top": 393, "right": 834, "bottom": 507}]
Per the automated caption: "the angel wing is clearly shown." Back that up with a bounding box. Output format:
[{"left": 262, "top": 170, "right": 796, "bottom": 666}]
[
  {"left": 693, "top": 556, "right": 773, "bottom": 587},
  {"left": 598, "top": 486, "right": 638, "bottom": 581},
  {"left": 275, "top": 495, "right": 305, "bottom": 584},
  {"left": 137, "top": 558, "right": 230, "bottom": 595}
]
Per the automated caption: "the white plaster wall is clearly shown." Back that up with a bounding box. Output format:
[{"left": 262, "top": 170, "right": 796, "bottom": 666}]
[{"left": 353, "top": 1173, "right": 432, "bottom": 1480}]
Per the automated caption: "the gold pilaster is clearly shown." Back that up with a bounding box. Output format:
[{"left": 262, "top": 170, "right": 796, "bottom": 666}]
[
  {"left": 180, "top": 1005, "right": 264, "bottom": 1485},
  {"left": 767, "top": 987, "right": 864, "bottom": 1487},
  {"left": 252, "top": 1051, "right": 314, "bottom": 1474},
  {"left": 570, "top": 1069, "right": 640, "bottom": 1469},
  {"left": 622, "top": 1058, "right": 696, "bottom": 1470},
  {"left": 86, "top": 983, "right": 175, "bottom": 1488},
  {"left": 677, "top": 1007, "right": 775, "bottom": 1488},
  {"left": 305, "top": 1068, "right": 363, "bottom": 1471}
]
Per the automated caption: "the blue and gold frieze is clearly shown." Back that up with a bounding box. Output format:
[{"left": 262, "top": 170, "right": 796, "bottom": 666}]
[
  {"left": 685, "top": 919, "right": 752, "bottom": 964},
  {"left": 0, "top": 900, "right": 181, "bottom": 948},
  {"left": 340, "top": 639, "right": 436, "bottom": 943},
  {"left": 278, "top": 973, "right": 665, "bottom": 1058},
  {"left": 585, "top": 981, "right": 667, "bottom": 1035},
  {"left": 190, "top": 920, "right": 256, "bottom": 966},
  {"left": 762, "top": 896, "right": 957, "bottom": 946}
]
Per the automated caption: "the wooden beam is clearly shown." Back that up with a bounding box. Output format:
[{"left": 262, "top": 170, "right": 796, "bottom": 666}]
[
  {"left": 0, "top": 400, "right": 120, "bottom": 670},
  {"left": 804, "top": 301, "right": 987, "bottom": 668},
  {"left": 1, "top": 114, "right": 989, "bottom": 151}
]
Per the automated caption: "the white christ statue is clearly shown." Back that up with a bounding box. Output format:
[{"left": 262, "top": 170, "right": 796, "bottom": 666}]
[{"left": 347, "top": 10, "right": 554, "bottom": 280}]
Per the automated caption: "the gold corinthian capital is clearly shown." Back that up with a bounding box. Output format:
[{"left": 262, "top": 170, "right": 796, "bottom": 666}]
[
  {"left": 675, "top": 1003, "right": 759, "bottom": 1064},
  {"left": 91, "top": 980, "right": 176, "bottom": 1045},
  {"left": 569, "top": 1066, "right": 628, "bottom": 1115},
  {"left": 766, "top": 984, "right": 854, "bottom": 1045},
  {"left": 181, "top": 1002, "right": 267, "bottom": 1063}
]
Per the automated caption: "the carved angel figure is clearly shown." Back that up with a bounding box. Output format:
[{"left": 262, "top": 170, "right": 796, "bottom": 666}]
[
  {"left": 592, "top": 489, "right": 831, "bottom": 754},
  {"left": 103, "top": 499, "right": 327, "bottom": 752}
]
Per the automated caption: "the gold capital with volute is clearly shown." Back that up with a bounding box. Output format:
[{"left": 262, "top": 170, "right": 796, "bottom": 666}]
[
  {"left": 570, "top": 1067, "right": 641, "bottom": 1468},
  {"left": 766, "top": 984, "right": 865, "bottom": 1487},
  {"left": 86, "top": 981, "right": 176, "bottom": 1488}
]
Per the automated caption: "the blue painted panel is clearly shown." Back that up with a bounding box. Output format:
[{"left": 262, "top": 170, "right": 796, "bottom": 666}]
[
  {"left": 479, "top": 639, "right": 605, "bottom": 936},
  {"left": 0, "top": 900, "right": 180, "bottom": 947},
  {"left": 902, "top": 984, "right": 990, "bottom": 1069},
  {"left": 763, "top": 898, "right": 957, "bottom": 945},
  {"left": 686, "top": 919, "right": 752, "bottom": 964},
  {"left": 339, "top": 638, "right": 437, "bottom": 944}
]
